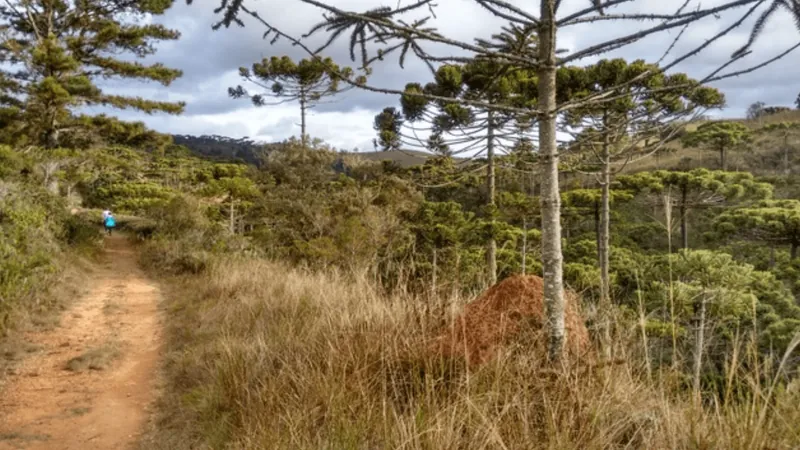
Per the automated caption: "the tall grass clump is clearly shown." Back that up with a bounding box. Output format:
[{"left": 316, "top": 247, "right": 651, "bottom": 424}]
[{"left": 143, "top": 250, "right": 800, "bottom": 449}]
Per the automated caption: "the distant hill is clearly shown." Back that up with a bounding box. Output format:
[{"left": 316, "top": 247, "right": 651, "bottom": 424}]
[
  {"left": 621, "top": 109, "right": 800, "bottom": 175},
  {"left": 173, "top": 134, "right": 452, "bottom": 169},
  {"left": 346, "top": 149, "right": 435, "bottom": 168},
  {"left": 344, "top": 149, "right": 477, "bottom": 168},
  {"left": 172, "top": 134, "right": 266, "bottom": 165}
]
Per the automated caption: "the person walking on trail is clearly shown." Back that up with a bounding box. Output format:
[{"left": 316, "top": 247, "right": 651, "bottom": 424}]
[{"left": 104, "top": 212, "right": 116, "bottom": 235}]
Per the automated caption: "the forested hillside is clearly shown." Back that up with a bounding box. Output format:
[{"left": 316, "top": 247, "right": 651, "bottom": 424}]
[
  {"left": 171, "top": 134, "right": 266, "bottom": 164},
  {"left": 2, "top": 0, "right": 800, "bottom": 448}
]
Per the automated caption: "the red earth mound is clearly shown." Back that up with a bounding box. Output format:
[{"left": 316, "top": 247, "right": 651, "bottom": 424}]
[{"left": 431, "top": 275, "right": 590, "bottom": 366}]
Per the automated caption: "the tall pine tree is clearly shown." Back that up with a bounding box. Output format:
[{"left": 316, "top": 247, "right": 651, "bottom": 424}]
[{"left": 0, "top": 0, "right": 184, "bottom": 148}]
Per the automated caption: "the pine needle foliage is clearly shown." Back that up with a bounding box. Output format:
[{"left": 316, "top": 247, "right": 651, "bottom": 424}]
[{"left": 0, "top": 0, "right": 185, "bottom": 148}]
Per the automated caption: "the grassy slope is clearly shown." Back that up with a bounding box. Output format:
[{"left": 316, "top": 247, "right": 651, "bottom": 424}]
[
  {"left": 140, "top": 253, "right": 800, "bottom": 449},
  {"left": 347, "top": 148, "right": 471, "bottom": 168},
  {"left": 348, "top": 149, "right": 432, "bottom": 167},
  {"left": 622, "top": 110, "right": 800, "bottom": 174}
]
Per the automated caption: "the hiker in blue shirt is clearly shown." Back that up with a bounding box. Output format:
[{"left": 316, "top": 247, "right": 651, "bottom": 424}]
[{"left": 104, "top": 212, "right": 116, "bottom": 235}]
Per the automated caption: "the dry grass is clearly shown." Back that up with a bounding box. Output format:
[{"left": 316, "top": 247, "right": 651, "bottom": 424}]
[
  {"left": 65, "top": 340, "right": 121, "bottom": 372},
  {"left": 142, "top": 256, "right": 800, "bottom": 450},
  {"left": 0, "top": 432, "right": 49, "bottom": 443},
  {"left": 739, "top": 110, "right": 800, "bottom": 128},
  {"left": 621, "top": 111, "right": 800, "bottom": 174},
  {"left": 1, "top": 255, "right": 92, "bottom": 330},
  {"left": 1, "top": 339, "right": 41, "bottom": 366}
]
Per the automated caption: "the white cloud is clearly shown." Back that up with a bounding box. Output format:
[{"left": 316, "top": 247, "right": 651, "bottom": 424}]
[
  {"left": 131, "top": 102, "right": 379, "bottom": 151},
  {"left": 106, "top": 0, "right": 800, "bottom": 150}
]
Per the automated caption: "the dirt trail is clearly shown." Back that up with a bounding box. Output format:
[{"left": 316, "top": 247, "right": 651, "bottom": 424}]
[{"left": 0, "top": 235, "right": 163, "bottom": 450}]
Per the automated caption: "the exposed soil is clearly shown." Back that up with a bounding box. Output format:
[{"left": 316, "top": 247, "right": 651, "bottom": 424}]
[
  {"left": 0, "top": 235, "right": 163, "bottom": 450},
  {"left": 431, "top": 274, "right": 590, "bottom": 366}
]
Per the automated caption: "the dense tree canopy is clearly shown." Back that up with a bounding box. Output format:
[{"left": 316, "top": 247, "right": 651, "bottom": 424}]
[
  {"left": 619, "top": 169, "right": 773, "bottom": 249},
  {"left": 714, "top": 199, "right": 800, "bottom": 260}
]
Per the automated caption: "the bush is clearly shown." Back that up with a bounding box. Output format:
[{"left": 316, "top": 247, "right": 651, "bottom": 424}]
[
  {"left": 146, "top": 195, "right": 210, "bottom": 238},
  {"left": 63, "top": 214, "right": 104, "bottom": 249},
  {"left": 137, "top": 195, "right": 253, "bottom": 275},
  {"left": 0, "top": 181, "right": 98, "bottom": 335},
  {"left": 139, "top": 234, "right": 211, "bottom": 275}
]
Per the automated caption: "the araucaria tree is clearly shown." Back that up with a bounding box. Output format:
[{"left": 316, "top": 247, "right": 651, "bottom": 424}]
[
  {"left": 0, "top": 0, "right": 185, "bottom": 148},
  {"left": 714, "top": 199, "right": 800, "bottom": 260},
  {"left": 373, "top": 107, "right": 403, "bottom": 151},
  {"left": 755, "top": 122, "right": 800, "bottom": 175},
  {"left": 564, "top": 58, "right": 724, "bottom": 313},
  {"left": 682, "top": 121, "right": 751, "bottom": 171},
  {"left": 397, "top": 53, "right": 537, "bottom": 286},
  {"left": 619, "top": 169, "right": 772, "bottom": 249},
  {"left": 202, "top": 0, "right": 798, "bottom": 361},
  {"left": 230, "top": 56, "right": 364, "bottom": 147}
]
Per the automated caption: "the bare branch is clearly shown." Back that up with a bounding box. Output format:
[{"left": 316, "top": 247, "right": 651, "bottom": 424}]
[
  {"left": 237, "top": 5, "right": 541, "bottom": 115},
  {"left": 704, "top": 41, "right": 800, "bottom": 83},
  {"left": 559, "top": 0, "right": 767, "bottom": 65},
  {"left": 300, "top": 0, "right": 537, "bottom": 67},
  {"left": 474, "top": 0, "right": 539, "bottom": 25},
  {"left": 556, "top": 0, "right": 638, "bottom": 25}
]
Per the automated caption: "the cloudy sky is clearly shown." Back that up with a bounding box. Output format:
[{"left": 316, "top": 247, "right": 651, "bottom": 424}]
[{"left": 101, "top": 0, "right": 800, "bottom": 152}]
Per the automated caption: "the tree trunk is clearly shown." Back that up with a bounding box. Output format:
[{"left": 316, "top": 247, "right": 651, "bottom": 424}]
[
  {"left": 299, "top": 89, "right": 308, "bottom": 148},
  {"left": 454, "top": 249, "right": 461, "bottom": 293},
  {"left": 599, "top": 124, "right": 611, "bottom": 310},
  {"left": 720, "top": 146, "right": 727, "bottom": 171},
  {"left": 784, "top": 134, "right": 791, "bottom": 175},
  {"left": 693, "top": 292, "right": 707, "bottom": 396},
  {"left": 432, "top": 247, "right": 438, "bottom": 297},
  {"left": 486, "top": 110, "right": 497, "bottom": 286},
  {"left": 521, "top": 217, "right": 527, "bottom": 275},
  {"left": 538, "top": 0, "right": 566, "bottom": 362},
  {"left": 599, "top": 130, "right": 612, "bottom": 355},
  {"left": 680, "top": 185, "right": 689, "bottom": 249},
  {"left": 791, "top": 242, "right": 798, "bottom": 260},
  {"left": 42, "top": 101, "right": 60, "bottom": 148},
  {"left": 594, "top": 200, "right": 600, "bottom": 251},
  {"left": 45, "top": 126, "right": 60, "bottom": 149},
  {"left": 229, "top": 197, "right": 236, "bottom": 234}
]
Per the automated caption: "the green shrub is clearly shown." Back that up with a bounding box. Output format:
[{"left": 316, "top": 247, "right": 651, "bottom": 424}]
[
  {"left": 137, "top": 195, "right": 248, "bottom": 275},
  {"left": 0, "top": 179, "right": 100, "bottom": 335},
  {"left": 63, "top": 214, "right": 103, "bottom": 250}
]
